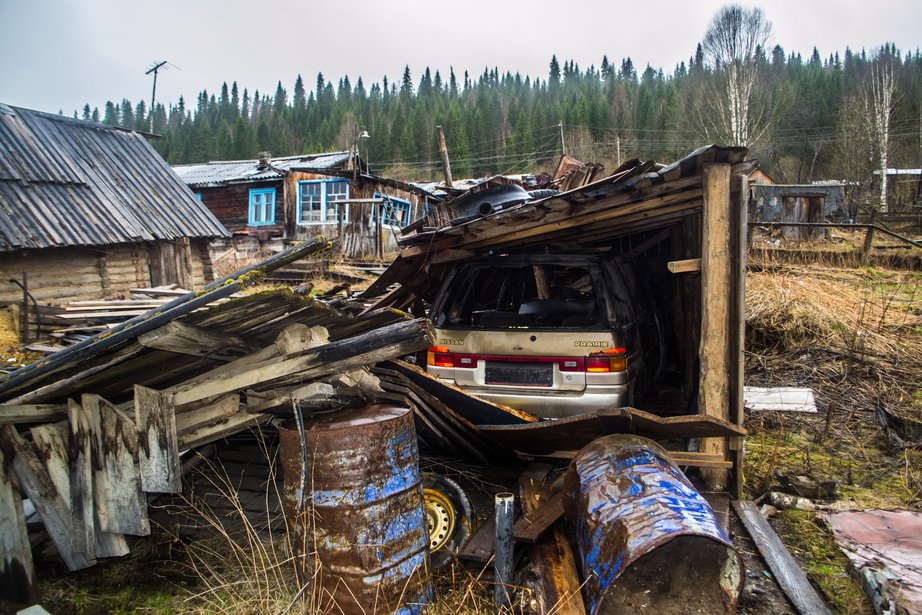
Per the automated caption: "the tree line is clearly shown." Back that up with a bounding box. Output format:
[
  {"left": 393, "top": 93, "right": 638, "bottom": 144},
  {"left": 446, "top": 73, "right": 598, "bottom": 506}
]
[{"left": 80, "top": 36, "right": 921, "bottom": 206}]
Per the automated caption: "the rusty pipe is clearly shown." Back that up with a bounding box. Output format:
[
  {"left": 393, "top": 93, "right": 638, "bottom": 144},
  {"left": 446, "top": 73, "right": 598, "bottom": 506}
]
[{"left": 494, "top": 491, "right": 515, "bottom": 610}]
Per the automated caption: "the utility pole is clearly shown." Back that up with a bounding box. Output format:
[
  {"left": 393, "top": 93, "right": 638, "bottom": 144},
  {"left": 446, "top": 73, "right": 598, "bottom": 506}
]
[
  {"left": 436, "top": 125, "right": 454, "bottom": 187},
  {"left": 146, "top": 60, "right": 168, "bottom": 133},
  {"left": 558, "top": 120, "right": 566, "bottom": 156},
  {"left": 616, "top": 134, "right": 622, "bottom": 168}
]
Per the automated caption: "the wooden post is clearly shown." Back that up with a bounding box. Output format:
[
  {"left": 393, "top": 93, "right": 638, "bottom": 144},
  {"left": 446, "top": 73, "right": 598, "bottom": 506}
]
[
  {"left": 436, "top": 126, "right": 454, "bottom": 188},
  {"left": 518, "top": 465, "right": 586, "bottom": 615},
  {"left": 861, "top": 209, "right": 877, "bottom": 264},
  {"left": 699, "top": 163, "right": 733, "bottom": 491},
  {"left": 0, "top": 442, "right": 39, "bottom": 603},
  {"left": 730, "top": 173, "right": 749, "bottom": 497}
]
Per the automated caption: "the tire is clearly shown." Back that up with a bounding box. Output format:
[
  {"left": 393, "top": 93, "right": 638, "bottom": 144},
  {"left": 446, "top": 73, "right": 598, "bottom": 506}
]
[{"left": 421, "top": 473, "right": 475, "bottom": 568}]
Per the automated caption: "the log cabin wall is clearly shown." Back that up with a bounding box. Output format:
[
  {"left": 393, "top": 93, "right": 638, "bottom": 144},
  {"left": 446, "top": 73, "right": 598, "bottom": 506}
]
[
  {"left": 197, "top": 180, "right": 285, "bottom": 237},
  {"left": 0, "top": 240, "right": 215, "bottom": 306}
]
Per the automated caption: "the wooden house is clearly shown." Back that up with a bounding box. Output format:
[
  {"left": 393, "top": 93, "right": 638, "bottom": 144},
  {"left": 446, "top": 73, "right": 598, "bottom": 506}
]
[
  {"left": 0, "top": 104, "right": 229, "bottom": 306},
  {"left": 173, "top": 153, "right": 438, "bottom": 258}
]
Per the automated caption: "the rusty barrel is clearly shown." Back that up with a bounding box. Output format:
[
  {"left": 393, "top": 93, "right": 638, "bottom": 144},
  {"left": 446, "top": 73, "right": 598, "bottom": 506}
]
[
  {"left": 564, "top": 434, "right": 743, "bottom": 615},
  {"left": 278, "top": 404, "right": 430, "bottom": 614}
]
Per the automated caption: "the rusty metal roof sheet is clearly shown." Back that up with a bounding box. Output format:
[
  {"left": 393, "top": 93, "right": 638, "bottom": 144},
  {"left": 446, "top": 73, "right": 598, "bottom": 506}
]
[
  {"left": 0, "top": 104, "right": 229, "bottom": 251},
  {"left": 173, "top": 152, "right": 351, "bottom": 187}
]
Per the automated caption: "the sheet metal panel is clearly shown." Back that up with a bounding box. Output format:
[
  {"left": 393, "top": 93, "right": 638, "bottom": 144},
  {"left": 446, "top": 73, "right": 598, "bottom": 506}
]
[
  {"left": 0, "top": 105, "right": 229, "bottom": 251},
  {"left": 173, "top": 151, "right": 351, "bottom": 187}
]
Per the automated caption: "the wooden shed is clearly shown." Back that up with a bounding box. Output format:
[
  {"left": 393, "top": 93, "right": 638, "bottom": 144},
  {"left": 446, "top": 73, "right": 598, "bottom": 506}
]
[
  {"left": 173, "top": 153, "right": 439, "bottom": 258},
  {"left": 0, "top": 104, "right": 229, "bottom": 307}
]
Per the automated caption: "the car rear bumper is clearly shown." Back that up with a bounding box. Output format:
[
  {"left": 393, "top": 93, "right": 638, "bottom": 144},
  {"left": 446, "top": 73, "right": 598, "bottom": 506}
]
[{"left": 439, "top": 381, "right": 633, "bottom": 419}]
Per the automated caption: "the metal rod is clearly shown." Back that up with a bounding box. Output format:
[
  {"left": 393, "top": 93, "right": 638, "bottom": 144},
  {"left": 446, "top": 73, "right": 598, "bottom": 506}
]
[
  {"left": 494, "top": 491, "right": 515, "bottom": 610},
  {"left": 756, "top": 221, "right": 921, "bottom": 249}
]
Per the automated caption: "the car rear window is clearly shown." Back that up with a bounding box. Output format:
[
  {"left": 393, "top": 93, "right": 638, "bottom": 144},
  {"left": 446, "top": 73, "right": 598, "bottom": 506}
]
[{"left": 433, "top": 264, "right": 604, "bottom": 329}]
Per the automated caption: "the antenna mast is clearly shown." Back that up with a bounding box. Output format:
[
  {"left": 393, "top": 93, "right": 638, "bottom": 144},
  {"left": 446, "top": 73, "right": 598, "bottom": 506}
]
[{"left": 145, "top": 60, "right": 168, "bottom": 132}]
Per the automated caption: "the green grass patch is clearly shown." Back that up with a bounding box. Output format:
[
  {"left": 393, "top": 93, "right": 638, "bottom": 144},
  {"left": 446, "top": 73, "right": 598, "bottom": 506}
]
[{"left": 773, "top": 511, "right": 871, "bottom": 614}]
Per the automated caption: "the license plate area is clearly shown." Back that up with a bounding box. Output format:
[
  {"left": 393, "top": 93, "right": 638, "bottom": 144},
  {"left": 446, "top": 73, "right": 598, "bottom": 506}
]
[{"left": 484, "top": 362, "right": 553, "bottom": 387}]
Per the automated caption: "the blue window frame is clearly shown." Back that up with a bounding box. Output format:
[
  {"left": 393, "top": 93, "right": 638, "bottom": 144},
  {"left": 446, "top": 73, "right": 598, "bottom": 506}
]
[
  {"left": 193, "top": 193, "right": 203, "bottom": 200},
  {"left": 375, "top": 193, "right": 412, "bottom": 229},
  {"left": 297, "top": 179, "right": 350, "bottom": 225},
  {"left": 248, "top": 188, "right": 276, "bottom": 226}
]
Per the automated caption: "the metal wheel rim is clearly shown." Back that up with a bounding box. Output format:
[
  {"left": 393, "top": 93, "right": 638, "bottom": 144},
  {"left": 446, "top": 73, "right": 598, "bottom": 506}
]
[{"left": 424, "top": 487, "right": 456, "bottom": 552}]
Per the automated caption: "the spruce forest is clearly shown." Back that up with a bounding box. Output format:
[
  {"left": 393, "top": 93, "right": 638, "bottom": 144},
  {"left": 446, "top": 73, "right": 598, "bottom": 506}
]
[{"left": 82, "top": 45, "right": 921, "bottom": 196}]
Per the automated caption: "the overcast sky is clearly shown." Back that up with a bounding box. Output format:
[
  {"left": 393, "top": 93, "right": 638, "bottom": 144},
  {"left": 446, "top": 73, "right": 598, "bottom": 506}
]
[{"left": 1, "top": 0, "right": 920, "bottom": 116}]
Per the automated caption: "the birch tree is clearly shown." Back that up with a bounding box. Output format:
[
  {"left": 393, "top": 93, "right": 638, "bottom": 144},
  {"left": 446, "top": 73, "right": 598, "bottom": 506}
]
[
  {"left": 864, "top": 49, "right": 898, "bottom": 212},
  {"left": 701, "top": 4, "right": 773, "bottom": 147}
]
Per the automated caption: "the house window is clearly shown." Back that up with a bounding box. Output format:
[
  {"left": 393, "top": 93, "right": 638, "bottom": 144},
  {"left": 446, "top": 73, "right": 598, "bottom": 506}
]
[
  {"left": 375, "top": 193, "right": 412, "bottom": 229},
  {"left": 248, "top": 188, "right": 276, "bottom": 225},
  {"left": 298, "top": 180, "right": 350, "bottom": 224},
  {"left": 194, "top": 193, "right": 203, "bottom": 200}
]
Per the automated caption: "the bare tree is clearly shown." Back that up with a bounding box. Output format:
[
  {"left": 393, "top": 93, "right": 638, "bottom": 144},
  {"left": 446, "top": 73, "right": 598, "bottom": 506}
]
[
  {"left": 700, "top": 4, "right": 773, "bottom": 147},
  {"left": 864, "top": 49, "right": 898, "bottom": 212}
]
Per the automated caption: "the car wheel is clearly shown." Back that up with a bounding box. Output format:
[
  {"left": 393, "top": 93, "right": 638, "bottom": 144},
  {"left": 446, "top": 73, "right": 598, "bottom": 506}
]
[{"left": 422, "top": 473, "right": 474, "bottom": 568}]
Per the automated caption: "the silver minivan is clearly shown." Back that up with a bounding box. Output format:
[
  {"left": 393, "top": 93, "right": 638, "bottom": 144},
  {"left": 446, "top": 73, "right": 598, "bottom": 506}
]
[{"left": 425, "top": 254, "right": 658, "bottom": 419}]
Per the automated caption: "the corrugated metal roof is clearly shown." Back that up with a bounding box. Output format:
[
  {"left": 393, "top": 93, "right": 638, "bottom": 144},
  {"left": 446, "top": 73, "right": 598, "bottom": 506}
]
[
  {"left": 0, "top": 104, "right": 229, "bottom": 251},
  {"left": 173, "top": 152, "right": 351, "bottom": 187}
]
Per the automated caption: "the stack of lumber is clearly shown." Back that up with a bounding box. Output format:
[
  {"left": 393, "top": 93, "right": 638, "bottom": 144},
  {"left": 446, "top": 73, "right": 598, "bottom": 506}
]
[{"left": 25, "top": 286, "right": 194, "bottom": 353}]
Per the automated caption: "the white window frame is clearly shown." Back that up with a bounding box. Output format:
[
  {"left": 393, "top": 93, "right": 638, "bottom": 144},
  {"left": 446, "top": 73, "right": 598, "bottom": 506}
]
[
  {"left": 248, "top": 188, "right": 276, "bottom": 226},
  {"left": 297, "top": 179, "right": 350, "bottom": 225}
]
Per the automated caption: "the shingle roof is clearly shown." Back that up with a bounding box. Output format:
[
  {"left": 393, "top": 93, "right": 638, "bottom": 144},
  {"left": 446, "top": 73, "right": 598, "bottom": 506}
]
[
  {"left": 173, "top": 152, "right": 351, "bottom": 187},
  {"left": 0, "top": 104, "right": 229, "bottom": 251}
]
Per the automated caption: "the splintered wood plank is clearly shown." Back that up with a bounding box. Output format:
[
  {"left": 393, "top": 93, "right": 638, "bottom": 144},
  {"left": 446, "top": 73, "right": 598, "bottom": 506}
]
[
  {"left": 457, "top": 513, "right": 496, "bottom": 564},
  {"left": 177, "top": 413, "right": 269, "bottom": 450},
  {"left": 67, "top": 399, "right": 96, "bottom": 560},
  {"left": 0, "top": 425, "right": 94, "bottom": 571},
  {"left": 81, "top": 395, "right": 149, "bottom": 536},
  {"left": 733, "top": 500, "right": 832, "bottom": 615},
  {"left": 0, "top": 443, "right": 39, "bottom": 603},
  {"left": 0, "top": 404, "right": 67, "bottom": 425},
  {"left": 518, "top": 464, "right": 585, "bottom": 615},
  {"left": 134, "top": 385, "right": 181, "bottom": 493}
]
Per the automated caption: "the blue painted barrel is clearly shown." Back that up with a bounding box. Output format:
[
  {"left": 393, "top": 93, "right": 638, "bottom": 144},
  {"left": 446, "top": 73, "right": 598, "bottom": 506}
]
[
  {"left": 564, "top": 434, "right": 743, "bottom": 615},
  {"left": 279, "top": 404, "right": 431, "bottom": 614}
]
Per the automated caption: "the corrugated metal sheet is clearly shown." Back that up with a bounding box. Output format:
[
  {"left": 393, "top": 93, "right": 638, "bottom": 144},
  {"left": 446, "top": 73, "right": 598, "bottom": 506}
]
[
  {"left": 0, "top": 104, "right": 229, "bottom": 251},
  {"left": 173, "top": 152, "right": 351, "bottom": 187}
]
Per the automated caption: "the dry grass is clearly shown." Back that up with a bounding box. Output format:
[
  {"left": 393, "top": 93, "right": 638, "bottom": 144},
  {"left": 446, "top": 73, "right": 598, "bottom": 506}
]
[{"left": 743, "top": 262, "right": 922, "bottom": 613}]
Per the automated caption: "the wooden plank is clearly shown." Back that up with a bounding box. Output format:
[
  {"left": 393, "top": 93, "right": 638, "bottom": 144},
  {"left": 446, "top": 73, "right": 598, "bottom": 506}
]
[
  {"left": 667, "top": 257, "right": 702, "bottom": 273},
  {"left": 170, "top": 318, "right": 433, "bottom": 407},
  {"left": 67, "top": 399, "right": 96, "bottom": 560},
  {"left": 0, "top": 404, "right": 66, "bottom": 425},
  {"left": 618, "top": 408, "right": 747, "bottom": 439},
  {"left": 733, "top": 500, "right": 832, "bottom": 615},
  {"left": 518, "top": 464, "right": 586, "bottom": 615},
  {"left": 480, "top": 411, "right": 631, "bottom": 455},
  {"left": 457, "top": 513, "right": 496, "bottom": 564},
  {"left": 0, "top": 424, "right": 94, "bottom": 571},
  {"left": 134, "top": 385, "right": 181, "bottom": 493},
  {"left": 0, "top": 442, "right": 39, "bottom": 603},
  {"left": 137, "top": 320, "right": 259, "bottom": 360},
  {"left": 700, "top": 163, "right": 732, "bottom": 491},
  {"left": 513, "top": 489, "right": 565, "bottom": 543},
  {"left": 81, "top": 395, "right": 149, "bottom": 536},
  {"left": 177, "top": 413, "right": 269, "bottom": 450},
  {"left": 175, "top": 394, "right": 239, "bottom": 434}
]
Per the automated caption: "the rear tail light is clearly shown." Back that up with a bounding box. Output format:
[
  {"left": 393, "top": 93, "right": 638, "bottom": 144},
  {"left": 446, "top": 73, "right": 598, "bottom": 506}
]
[
  {"left": 586, "top": 348, "right": 627, "bottom": 373},
  {"left": 427, "top": 346, "right": 456, "bottom": 368}
]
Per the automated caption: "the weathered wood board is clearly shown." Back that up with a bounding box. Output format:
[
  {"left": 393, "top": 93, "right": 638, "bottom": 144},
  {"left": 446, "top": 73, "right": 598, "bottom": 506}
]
[
  {"left": 81, "top": 395, "right": 150, "bottom": 536},
  {"left": 134, "top": 385, "right": 181, "bottom": 493},
  {"left": 0, "top": 443, "right": 39, "bottom": 603}
]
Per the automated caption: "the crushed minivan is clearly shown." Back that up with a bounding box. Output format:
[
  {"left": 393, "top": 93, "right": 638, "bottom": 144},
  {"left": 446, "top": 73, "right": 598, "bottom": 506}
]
[{"left": 425, "top": 253, "right": 661, "bottom": 418}]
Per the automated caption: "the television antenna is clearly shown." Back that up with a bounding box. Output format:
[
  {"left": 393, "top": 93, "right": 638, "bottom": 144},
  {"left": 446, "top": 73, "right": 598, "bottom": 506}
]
[{"left": 145, "top": 60, "right": 169, "bottom": 132}]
